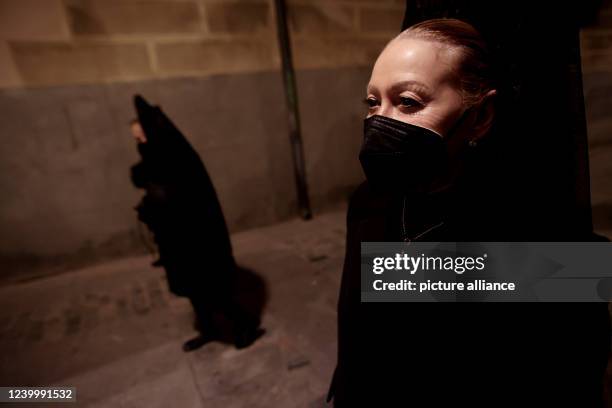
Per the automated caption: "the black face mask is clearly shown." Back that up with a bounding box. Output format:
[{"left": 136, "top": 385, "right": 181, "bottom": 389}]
[{"left": 359, "top": 115, "right": 449, "bottom": 193}]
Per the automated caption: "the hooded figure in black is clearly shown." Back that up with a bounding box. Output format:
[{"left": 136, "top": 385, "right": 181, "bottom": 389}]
[
  {"left": 130, "top": 95, "right": 263, "bottom": 351},
  {"left": 327, "top": 19, "right": 610, "bottom": 407}
]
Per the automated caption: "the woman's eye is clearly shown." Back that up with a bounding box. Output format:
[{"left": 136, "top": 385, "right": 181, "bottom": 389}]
[
  {"left": 399, "top": 96, "right": 421, "bottom": 108},
  {"left": 364, "top": 97, "right": 379, "bottom": 108}
]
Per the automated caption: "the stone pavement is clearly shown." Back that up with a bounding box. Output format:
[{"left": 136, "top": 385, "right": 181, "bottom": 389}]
[
  {"left": 0, "top": 208, "right": 347, "bottom": 407},
  {"left": 1, "top": 206, "right": 611, "bottom": 407}
]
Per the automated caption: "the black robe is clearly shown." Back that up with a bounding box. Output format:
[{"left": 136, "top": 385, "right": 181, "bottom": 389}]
[
  {"left": 130, "top": 95, "right": 235, "bottom": 298},
  {"left": 328, "top": 182, "right": 611, "bottom": 407}
]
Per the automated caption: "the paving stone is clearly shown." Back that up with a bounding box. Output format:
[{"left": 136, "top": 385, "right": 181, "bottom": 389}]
[{"left": 0, "top": 210, "right": 346, "bottom": 406}]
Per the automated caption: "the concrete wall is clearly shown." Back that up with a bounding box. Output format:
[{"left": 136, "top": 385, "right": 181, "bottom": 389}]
[
  {"left": 581, "top": 1, "right": 612, "bottom": 238},
  {"left": 0, "top": 0, "right": 404, "bottom": 281}
]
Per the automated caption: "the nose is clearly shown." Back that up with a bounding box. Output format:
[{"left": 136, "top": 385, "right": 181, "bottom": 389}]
[{"left": 378, "top": 100, "right": 393, "bottom": 119}]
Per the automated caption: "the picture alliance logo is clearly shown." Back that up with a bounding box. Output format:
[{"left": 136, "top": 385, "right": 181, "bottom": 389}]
[{"left": 371, "top": 253, "right": 488, "bottom": 275}]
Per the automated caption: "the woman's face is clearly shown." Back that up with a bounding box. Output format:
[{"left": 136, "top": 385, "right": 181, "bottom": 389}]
[{"left": 366, "top": 38, "right": 466, "bottom": 138}]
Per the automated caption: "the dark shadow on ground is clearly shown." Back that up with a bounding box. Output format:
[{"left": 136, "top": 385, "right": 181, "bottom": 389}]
[{"left": 233, "top": 265, "right": 268, "bottom": 326}]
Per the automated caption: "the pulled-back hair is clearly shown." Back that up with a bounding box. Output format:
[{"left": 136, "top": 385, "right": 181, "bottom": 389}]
[{"left": 397, "top": 18, "right": 496, "bottom": 107}]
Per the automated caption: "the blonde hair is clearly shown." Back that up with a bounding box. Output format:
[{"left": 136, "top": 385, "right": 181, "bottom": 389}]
[{"left": 397, "top": 18, "right": 496, "bottom": 107}]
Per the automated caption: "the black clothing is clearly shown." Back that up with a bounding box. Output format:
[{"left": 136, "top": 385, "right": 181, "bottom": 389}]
[
  {"left": 131, "top": 95, "right": 235, "bottom": 298},
  {"left": 189, "top": 295, "right": 262, "bottom": 349},
  {"left": 328, "top": 182, "right": 611, "bottom": 407},
  {"left": 401, "top": 0, "right": 602, "bottom": 247},
  {"left": 130, "top": 95, "right": 260, "bottom": 346},
  {"left": 328, "top": 3, "right": 611, "bottom": 405}
]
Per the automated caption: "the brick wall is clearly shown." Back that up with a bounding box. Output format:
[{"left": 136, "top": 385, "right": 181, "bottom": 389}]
[{"left": 0, "top": 0, "right": 404, "bottom": 88}]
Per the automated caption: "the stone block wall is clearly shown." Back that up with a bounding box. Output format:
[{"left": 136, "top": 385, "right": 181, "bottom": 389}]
[
  {"left": 0, "top": 0, "right": 404, "bottom": 281},
  {"left": 1, "top": 0, "right": 609, "bottom": 279},
  {"left": 0, "top": 0, "right": 404, "bottom": 87}
]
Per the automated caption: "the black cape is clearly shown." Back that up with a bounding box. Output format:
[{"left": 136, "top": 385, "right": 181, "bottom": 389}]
[
  {"left": 327, "top": 182, "right": 611, "bottom": 407},
  {"left": 130, "top": 95, "right": 235, "bottom": 297}
]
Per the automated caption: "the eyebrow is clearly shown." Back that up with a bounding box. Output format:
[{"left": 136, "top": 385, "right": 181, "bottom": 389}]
[{"left": 367, "top": 80, "right": 432, "bottom": 96}]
